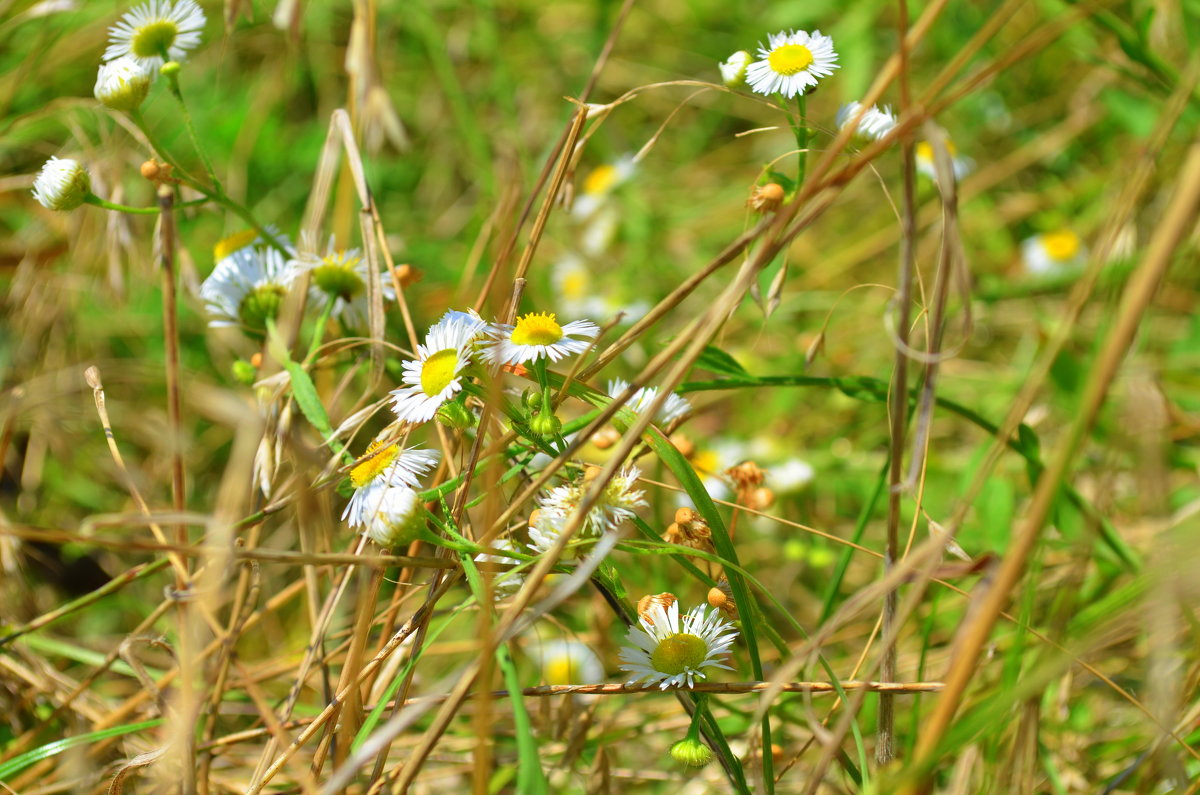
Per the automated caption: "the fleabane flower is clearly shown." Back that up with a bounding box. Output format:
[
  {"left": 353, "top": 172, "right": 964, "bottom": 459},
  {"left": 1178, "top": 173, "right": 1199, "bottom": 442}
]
[
  {"left": 94, "top": 57, "right": 153, "bottom": 111},
  {"left": 199, "top": 243, "right": 294, "bottom": 331},
  {"left": 719, "top": 50, "right": 752, "bottom": 87},
  {"left": 836, "top": 101, "right": 897, "bottom": 143},
  {"left": 391, "top": 310, "right": 489, "bottom": 424},
  {"left": 745, "top": 29, "right": 839, "bottom": 99},
  {"left": 572, "top": 156, "right": 636, "bottom": 219},
  {"left": 104, "top": 0, "right": 206, "bottom": 71},
  {"left": 342, "top": 440, "right": 440, "bottom": 528},
  {"left": 486, "top": 312, "right": 599, "bottom": 366},
  {"left": 359, "top": 485, "right": 425, "bottom": 549},
  {"left": 535, "top": 465, "right": 646, "bottom": 539},
  {"left": 1021, "top": 230, "right": 1086, "bottom": 276},
  {"left": 291, "top": 237, "right": 396, "bottom": 328},
  {"left": 531, "top": 639, "right": 605, "bottom": 686},
  {"left": 31, "top": 157, "right": 90, "bottom": 211},
  {"left": 607, "top": 379, "right": 692, "bottom": 428},
  {"left": 915, "top": 139, "right": 974, "bottom": 183},
  {"left": 619, "top": 600, "right": 738, "bottom": 689}
]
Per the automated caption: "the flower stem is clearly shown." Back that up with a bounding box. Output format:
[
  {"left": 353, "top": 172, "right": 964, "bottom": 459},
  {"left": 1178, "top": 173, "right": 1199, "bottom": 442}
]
[
  {"left": 793, "top": 94, "right": 808, "bottom": 188},
  {"left": 303, "top": 298, "right": 337, "bottom": 366},
  {"left": 83, "top": 194, "right": 160, "bottom": 214},
  {"left": 163, "top": 66, "right": 221, "bottom": 191}
]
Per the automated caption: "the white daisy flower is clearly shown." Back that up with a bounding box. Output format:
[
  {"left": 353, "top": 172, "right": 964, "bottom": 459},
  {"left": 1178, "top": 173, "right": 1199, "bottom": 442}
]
[
  {"left": 1021, "top": 230, "right": 1086, "bottom": 276},
  {"left": 719, "top": 50, "right": 752, "bottom": 87},
  {"left": 836, "top": 101, "right": 897, "bottom": 142},
  {"left": 486, "top": 312, "right": 599, "bottom": 367},
  {"left": 579, "top": 203, "right": 620, "bottom": 257},
  {"left": 290, "top": 237, "right": 396, "bottom": 328},
  {"left": 211, "top": 225, "right": 291, "bottom": 262},
  {"left": 358, "top": 484, "right": 425, "bottom": 549},
  {"left": 391, "top": 309, "right": 489, "bottom": 425},
  {"left": 572, "top": 155, "right": 636, "bottom": 219},
  {"left": 31, "top": 157, "right": 90, "bottom": 211},
  {"left": 475, "top": 538, "right": 524, "bottom": 596},
  {"left": 535, "top": 465, "right": 646, "bottom": 538},
  {"left": 94, "top": 56, "right": 153, "bottom": 111},
  {"left": 342, "top": 440, "right": 440, "bottom": 528},
  {"left": 745, "top": 29, "right": 839, "bottom": 99},
  {"left": 619, "top": 601, "right": 738, "bottom": 689},
  {"left": 531, "top": 639, "right": 605, "bottom": 685},
  {"left": 104, "top": 0, "right": 206, "bottom": 72},
  {"left": 199, "top": 243, "right": 295, "bottom": 331},
  {"left": 769, "top": 458, "right": 815, "bottom": 493},
  {"left": 915, "top": 139, "right": 974, "bottom": 183},
  {"left": 607, "top": 379, "right": 692, "bottom": 428}
]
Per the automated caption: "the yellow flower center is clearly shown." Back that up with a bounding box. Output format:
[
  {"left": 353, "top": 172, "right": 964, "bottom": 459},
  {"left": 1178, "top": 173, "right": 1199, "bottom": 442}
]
[
  {"left": 561, "top": 269, "right": 588, "bottom": 300},
  {"left": 511, "top": 312, "right": 564, "bottom": 346},
  {"left": 768, "top": 44, "right": 814, "bottom": 76},
  {"left": 132, "top": 20, "right": 180, "bottom": 59},
  {"left": 545, "top": 655, "right": 583, "bottom": 685},
  {"left": 311, "top": 252, "right": 365, "bottom": 301},
  {"left": 214, "top": 229, "right": 258, "bottom": 261},
  {"left": 350, "top": 440, "right": 399, "bottom": 488},
  {"left": 650, "top": 633, "right": 707, "bottom": 675},
  {"left": 583, "top": 164, "right": 618, "bottom": 196},
  {"left": 420, "top": 349, "right": 459, "bottom": 397},
  {"left": 916, "top": 139, "right": 958, "bottom": 163},
  {"left": 1041, "top": 230, "right": 1080, "bottom": 261},
  {"left": 691, "top": 449, "right": 720, "bottom": 478}
]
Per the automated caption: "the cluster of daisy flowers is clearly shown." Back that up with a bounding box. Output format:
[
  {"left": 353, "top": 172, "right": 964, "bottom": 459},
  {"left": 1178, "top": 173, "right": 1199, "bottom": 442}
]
[{"left": 198, "top": 229, "right": 396, "bottom": 334}]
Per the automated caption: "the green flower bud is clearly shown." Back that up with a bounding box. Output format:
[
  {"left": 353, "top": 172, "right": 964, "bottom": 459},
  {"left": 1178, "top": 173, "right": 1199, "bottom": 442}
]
[
  {"left": 528, "top": 411, "right": 562, "bottom": 439},
  {"left": 670, "top": 737, "right": 714, "bottom": 768},
  {"left": 522, "top": 390, "right": 543, "bottom": 411},
  {"left": 160, "top": 60, "right": 182, "bottom": 77},
  {"left": 231, "top": 359, "right": 257, "bottom": 385},
  {"left": 436, "top": 400, "right": 475, "bottom": 431},
  {"left": 94, "top": 57, "right": 153, "bottom": 112}
]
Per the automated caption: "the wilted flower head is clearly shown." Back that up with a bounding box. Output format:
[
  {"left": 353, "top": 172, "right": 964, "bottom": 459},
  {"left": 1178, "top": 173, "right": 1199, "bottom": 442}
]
[
  {"left": 104, "top": 0, "right": 207, "bottom": 72},
  {"left": 745, "top": 29, "right": 839, "bottom": 98},
  {"left": 94, "top": 57, "right": 153, "bottom": 111},
  {"left": 31, "top": 157, "right": 90, "bottom": 211}
]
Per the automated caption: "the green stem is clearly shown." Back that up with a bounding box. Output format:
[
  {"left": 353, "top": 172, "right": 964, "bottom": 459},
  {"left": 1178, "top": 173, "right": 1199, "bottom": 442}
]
[
  {"left": 128, "top": 112, "right": 291, "bottom": 258},
  {"left": 82, "top": 194, "right": 160, "bottom": 214},
  {"left": 163, "top": 66, "right": 221, "bottom": 190},
  {"left": 794, "top": 94, "right": 808, "bottom": 189},
  {"left": 303, "top": 298, "right": 337, "bottom": 366}
]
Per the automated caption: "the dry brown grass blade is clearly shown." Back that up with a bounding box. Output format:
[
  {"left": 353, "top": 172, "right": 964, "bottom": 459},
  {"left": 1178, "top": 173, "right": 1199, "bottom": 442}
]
[{"left": 906, "top": 142, "right": 1200, "bottom": 792}]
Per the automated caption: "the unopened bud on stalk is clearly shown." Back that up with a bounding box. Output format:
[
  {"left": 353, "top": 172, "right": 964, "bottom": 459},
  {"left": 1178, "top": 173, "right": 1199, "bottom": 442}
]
[
  {"left": 747, "top": 183, "right": 785, "bottom": 213},
  {"left": 32, "top": 157, "right": 90, "bottom": 211},
  {"left": 94, "top": 57, "right": 153, "bottom": 112},
  {"left": 670, "top": 737, "right": 714, "bottom": 767}
]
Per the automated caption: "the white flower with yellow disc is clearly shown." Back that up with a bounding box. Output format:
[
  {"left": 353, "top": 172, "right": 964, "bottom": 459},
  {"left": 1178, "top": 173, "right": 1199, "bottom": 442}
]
[
  {"left": 104, "top": 0, "right": 207, "bottom": 72},
  {"left": 486, "top": 312, "right": 599, "bottom": 366},
  {"left": 619, "top": 600, "right": 738, "bottom": 689},
  {"left": 343, "top": 440, "right": 440, "bottom": 528},
  {"left": 745, "top": 29, "right": 839, "bottom": 99},
  {"left": 390, "top": 310, "right": 488, "bottom": 425},
  {"left": 1021, "top": 230, "right": 1086, "bottom": 276}
]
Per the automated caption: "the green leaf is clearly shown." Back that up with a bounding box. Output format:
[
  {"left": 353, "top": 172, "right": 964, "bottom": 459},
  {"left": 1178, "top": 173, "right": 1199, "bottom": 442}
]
[
  {"left": 0, "top": 719, "right": 162, "bottom": 779},
  {"left": 693, "top": 345, "right": 748, "bottom": 378}
]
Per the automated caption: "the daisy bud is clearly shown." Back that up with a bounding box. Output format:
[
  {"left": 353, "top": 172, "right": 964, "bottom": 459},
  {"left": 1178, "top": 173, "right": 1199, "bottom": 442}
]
[
  {"left": 160, "top": 60, "right": 181, "bottom": 77},
  {"left": 231, "top": 359, "right": 257, "bottom": 385},
  {"left": 529, "top": 412, "right": 562, "bottom": 439},
  {"left": 140, "top": 160, "right": 161, "bottom": 180},
  {"left": 521, "top": 390, "right": 543, "bottom": 411},
  {"left": 94, "top": 57, "right": 153, "bottom": 112},
  {"left": 674, "top": 507, "right": 698, "bottom": 525},
  {"left": 670, "top": 737, "right": 714, "bottom": 767},
  {"left": 31, "top": 157, "right": 90, "bottom": 211},
  {"left": 718, "top": 50, "right": 752, "bottom": 88},
  {"left": 436, "top": 400, "right": 475, "bottom": 431}
]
